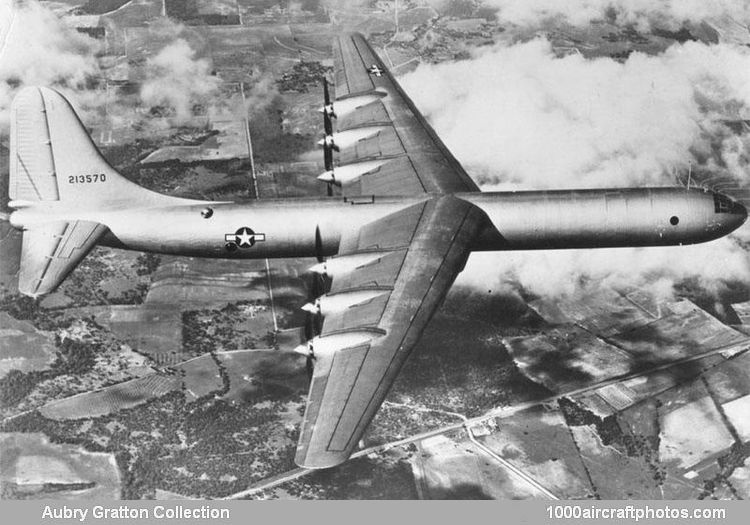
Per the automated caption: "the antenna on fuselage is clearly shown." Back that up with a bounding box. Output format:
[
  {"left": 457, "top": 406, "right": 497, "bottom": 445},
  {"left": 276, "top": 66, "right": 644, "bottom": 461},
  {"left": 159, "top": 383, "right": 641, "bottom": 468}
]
[{"left": 687, "top": 162, "right": 692, "bottom": 191}]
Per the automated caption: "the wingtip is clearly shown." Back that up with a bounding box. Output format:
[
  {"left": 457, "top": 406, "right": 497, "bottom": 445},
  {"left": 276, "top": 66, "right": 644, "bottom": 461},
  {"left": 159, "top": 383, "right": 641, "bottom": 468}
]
[{"left": 294, "top": 449, "right": 350, "bottom": 470}]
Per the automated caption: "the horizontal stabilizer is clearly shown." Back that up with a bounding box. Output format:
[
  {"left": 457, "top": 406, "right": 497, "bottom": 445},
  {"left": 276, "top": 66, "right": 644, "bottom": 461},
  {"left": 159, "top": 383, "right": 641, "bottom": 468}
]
[{"left": 19, "top": 220, "right": 108, "bottom": 297}]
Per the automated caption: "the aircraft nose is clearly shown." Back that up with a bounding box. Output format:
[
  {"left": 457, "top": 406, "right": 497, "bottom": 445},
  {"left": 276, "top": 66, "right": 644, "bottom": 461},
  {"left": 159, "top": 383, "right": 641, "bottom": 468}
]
[
  {"left": 715, "top": 192, "right": 748, "bottom": 233},
  {"left": 732, "top": 200, "right": 748, "bottom": 228}
]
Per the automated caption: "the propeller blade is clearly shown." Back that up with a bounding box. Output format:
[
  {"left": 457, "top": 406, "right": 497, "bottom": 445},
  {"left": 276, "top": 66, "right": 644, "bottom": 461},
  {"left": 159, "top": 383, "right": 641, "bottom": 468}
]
[
  {"left": 324, "top": 111, "right": 333, "bottom": 135},
  {"left": 306, "top": 355, "right": 314, "bottom": 379},
  {"left": 323, "top": 77, "right": 331, "bottom": 106},
  {"left": 303, "top": 314, "right": 314, "bottom": 340},
  {"left": 324, "top": 144, "right": 333, "bottom": 171},
  {"left": 313, "top": 312, "right": 324, "bottom": 334},
  {"left": 314, "top": 225, "right": 325, "bottom": 264}
]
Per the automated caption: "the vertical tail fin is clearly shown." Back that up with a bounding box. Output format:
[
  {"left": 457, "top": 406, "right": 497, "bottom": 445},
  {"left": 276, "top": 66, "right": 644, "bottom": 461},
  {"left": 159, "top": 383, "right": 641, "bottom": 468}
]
[
  {"left": 10, "top": 86, "right": 171, "bottom": 205},
  {"left": 8, "top": 87, "right": 186, "bottom": 297}
]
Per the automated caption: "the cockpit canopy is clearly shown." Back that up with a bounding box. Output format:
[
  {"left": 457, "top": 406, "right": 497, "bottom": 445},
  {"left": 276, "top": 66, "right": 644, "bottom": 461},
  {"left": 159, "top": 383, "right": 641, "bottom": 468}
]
[{"left": 714, "top": 193, "right": 745, "bottom": 214}]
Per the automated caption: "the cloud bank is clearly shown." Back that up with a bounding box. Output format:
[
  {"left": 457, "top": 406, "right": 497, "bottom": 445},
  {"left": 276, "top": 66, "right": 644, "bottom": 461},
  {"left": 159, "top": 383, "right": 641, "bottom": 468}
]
[
  {"left": 488, "top": 0, "right": 750, "bottom": 30},
  {"left": 401, "top": 32, "right": 750, "bottom": 298},
  {"left": 401, "top": 38, "right": 750, "bottom": 190},
  {"left": 0, "top": 1, "right": 102, "bottom": 133}
]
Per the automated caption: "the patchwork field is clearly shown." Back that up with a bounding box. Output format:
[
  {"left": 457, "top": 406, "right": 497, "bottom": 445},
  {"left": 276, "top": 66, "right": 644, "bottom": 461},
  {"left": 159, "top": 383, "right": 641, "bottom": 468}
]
[{"left": 0, "top": 432, "right": 121, "bottom": 499}]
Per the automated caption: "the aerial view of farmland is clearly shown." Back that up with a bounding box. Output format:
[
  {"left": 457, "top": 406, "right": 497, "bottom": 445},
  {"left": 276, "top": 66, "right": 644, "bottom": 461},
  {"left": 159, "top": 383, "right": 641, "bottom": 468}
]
[{"left": 2, "top": 0, "right": 750, "bottom": 501}]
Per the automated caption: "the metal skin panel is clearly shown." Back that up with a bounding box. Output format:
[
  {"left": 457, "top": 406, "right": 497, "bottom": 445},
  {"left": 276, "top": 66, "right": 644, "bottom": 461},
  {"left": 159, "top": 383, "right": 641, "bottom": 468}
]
[
  {"left": 327, "top": 250, "right": 407, "bottom": 291},
  {"left": 356, "top": 157, "right": 425, "bottom": 196},
  {"left": 331, "top": 33, "right": 480, "bottom": 195},
  {"left": 295, "top": 196, "right": 491, "bottom": 468},
  {"left": 320, "top": 293, "right": 390, "bottom": 334},
  {"left": 333, "top": 35, "right": 375, "bottom": 97},
  {"left": 335, "top": 125, "right": 404, "bottom": 166},
  {"left": 339, "top": 200, "right": 424, "bottom": 252},
  {"left": 341, "top": 156, "right": 426, "bottom": 196},
  {"left": 296, "top": 343, "right": 370, "bottom": 460},
  {"left": 463, "top": 188, "right": 744, "bottom": 249},
  {"left": 10, "top": 190, "right": 746, "bottom": 260},
  {"left": 10, "top": 87, "right": 59, "bottom": 201},
  {"left": 19, "top": 220, "right": 108, "bottom": 297},
  {"left": 337, "top": 100, "right": 390, "bottom": 131}
]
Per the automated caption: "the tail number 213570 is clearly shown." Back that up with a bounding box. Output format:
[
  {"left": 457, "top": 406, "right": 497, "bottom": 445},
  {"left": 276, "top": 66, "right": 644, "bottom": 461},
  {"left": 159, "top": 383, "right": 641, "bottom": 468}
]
[{"left": 68, "top": 174, "right": 107, "bottom": 184}]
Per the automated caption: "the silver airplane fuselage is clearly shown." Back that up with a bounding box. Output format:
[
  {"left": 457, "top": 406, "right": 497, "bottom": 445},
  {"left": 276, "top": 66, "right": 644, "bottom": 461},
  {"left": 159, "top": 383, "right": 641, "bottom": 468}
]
[{"left": 10, "top": 187, "right": 746, "bottom": 258}]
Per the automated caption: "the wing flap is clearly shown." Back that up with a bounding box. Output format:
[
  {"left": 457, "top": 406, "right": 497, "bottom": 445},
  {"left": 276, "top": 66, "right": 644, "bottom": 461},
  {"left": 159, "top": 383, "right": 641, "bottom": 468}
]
[
  {"left": 339, "top": 200, "right": 425, "bottom": 253},
  {"left": 328, "top": 250, "right": 407, "bottom": 292},
  {"left": 321, "top": 293, "right": 390, "bottom": 334},
  {"left": 338, "top": 101, "right": 391, "bottom": 129},
  {"left": 345, "top": 157, "right": 425, "bottom": 196},
  {"left": 295, "top": 196, "right": 489, "bottom": 468},
  {"left": 18, "top": 220, "right": 108, "bottom": 297}
]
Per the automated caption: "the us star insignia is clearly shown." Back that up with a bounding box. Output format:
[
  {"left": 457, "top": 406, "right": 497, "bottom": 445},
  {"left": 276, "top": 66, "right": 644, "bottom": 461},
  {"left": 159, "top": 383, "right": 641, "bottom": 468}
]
[{"left": 225, "top": 227, "right": 266, "bottom": 250}]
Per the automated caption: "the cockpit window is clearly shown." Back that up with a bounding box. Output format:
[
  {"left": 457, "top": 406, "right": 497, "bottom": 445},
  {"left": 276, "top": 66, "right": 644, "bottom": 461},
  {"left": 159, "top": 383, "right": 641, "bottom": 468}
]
[{"left": 714, "top": 193, "right": 734, "bottom": 213}]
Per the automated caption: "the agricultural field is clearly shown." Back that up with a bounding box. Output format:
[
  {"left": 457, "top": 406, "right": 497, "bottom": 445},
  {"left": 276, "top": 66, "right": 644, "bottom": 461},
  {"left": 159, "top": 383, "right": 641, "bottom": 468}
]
[
  {"left": 0, "top": 432, "right": 121, "bottom": 499},
  {"left": 140, "top": 120, "right": 250, "bottom": 164},
  {"left": 175, "top": 354, "right": 224, "bottom": 402},
  {"left": 0, "top": 314, "right": 56, "bottom": 379},
  {"left": 38, "top": 374, "right": 181, "bottom": 420},
  {"left": 217, "top": 349, "right": 307, "bottom": 404}
]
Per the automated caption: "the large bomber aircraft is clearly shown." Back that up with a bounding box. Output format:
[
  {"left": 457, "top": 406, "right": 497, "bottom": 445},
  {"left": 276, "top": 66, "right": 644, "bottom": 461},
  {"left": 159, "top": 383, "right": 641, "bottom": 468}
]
[{"left": 6, "top": 33, "right": 747, "bottom": 469}]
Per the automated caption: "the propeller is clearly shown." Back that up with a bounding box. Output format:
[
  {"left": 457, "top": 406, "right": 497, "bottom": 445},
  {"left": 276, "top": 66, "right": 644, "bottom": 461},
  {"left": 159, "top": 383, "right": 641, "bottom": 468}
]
[
  {"left": 322, "top": 78, "right": 335, "bottom": 197},
  {"left": 323, "top": 144, "right": 334, "bottom": 197},
  {"left": 301, "top": 226, "right": 329, "bottom": 379},
  {"left": 323, "top": 77, "right": 335, "bottom": 118}
]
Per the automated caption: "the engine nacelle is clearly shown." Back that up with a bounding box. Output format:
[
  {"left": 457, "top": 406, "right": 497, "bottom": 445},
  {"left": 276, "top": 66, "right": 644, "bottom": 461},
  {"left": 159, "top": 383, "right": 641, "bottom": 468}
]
[
  {"left": 302, "top": 289, "right": 389, "bottom": 316},
  {"left": 317, "top": 126, "right": 387, "bottom": 151},
  {"left": 318, "top": 92, "right": 386, "bottom": 120},
  {"left": 293, "top": 331, "right": 379, "bottom": 360},
  {"left": 317, "top": 159, "right": 392, "bottom": 187},
  {"left": 308, "top": 252, "right": 389, "bottom": 279}
]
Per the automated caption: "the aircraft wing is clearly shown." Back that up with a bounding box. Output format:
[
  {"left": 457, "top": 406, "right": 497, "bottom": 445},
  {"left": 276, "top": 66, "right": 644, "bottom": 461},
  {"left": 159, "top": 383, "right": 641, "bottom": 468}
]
[
  {"left": 18, "top": 220, "right": 108, "bottom": 297},
  {"left": 295, "top": 196, "right": 488, "bottom": 468},
  {"left": 328, "top": 33, "right": 479, "bottom": 196}
]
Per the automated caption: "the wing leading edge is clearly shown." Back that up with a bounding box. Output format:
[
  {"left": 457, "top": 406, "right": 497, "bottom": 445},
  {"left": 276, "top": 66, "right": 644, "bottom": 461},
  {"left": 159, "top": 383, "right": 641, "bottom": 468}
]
[{"left": 295, "top": 196, "right": 489, "bottom": 468}]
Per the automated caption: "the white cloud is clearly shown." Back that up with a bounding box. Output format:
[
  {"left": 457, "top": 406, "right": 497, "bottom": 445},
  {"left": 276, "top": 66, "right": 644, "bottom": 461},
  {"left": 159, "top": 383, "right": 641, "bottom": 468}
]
[
  {"left": 0, "top": 1, "right": 102, "bottom": 133},
  {"left": 140, "top": 39, "right": 221, "bottom": 122},
  {"left": 401, "top": 38, "right": 750, "bottom": 189},
  {"left": 401, "top": 36, "right": 750, "bottom": 297},
  {"left": 488, "top": 0, "right": 750, "bottom": 29}
]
